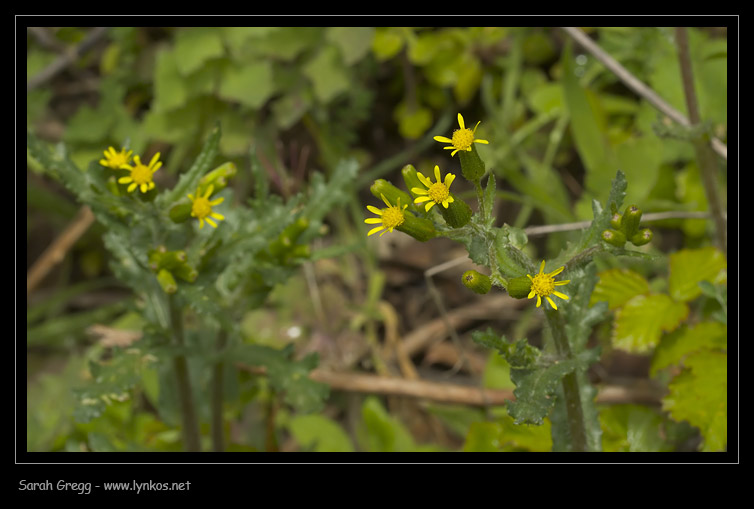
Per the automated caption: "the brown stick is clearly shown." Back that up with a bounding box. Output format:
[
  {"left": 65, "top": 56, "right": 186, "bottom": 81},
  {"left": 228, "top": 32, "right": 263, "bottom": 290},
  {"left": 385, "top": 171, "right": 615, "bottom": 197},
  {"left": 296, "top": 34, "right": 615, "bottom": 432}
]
[
  {"left": 27, "top": 205, "right": 95, "bottom": 295},
  {"left": 560, "top": 26, "right": 727, "bottom": 160}
]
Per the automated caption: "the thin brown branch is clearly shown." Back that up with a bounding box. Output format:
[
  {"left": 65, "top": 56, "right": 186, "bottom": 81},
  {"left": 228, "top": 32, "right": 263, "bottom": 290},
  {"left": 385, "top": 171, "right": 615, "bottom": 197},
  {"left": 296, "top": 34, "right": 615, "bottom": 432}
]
[
  {"left": 27, "top": 205, "right": 95, "bottom": 295},
  {"left": 27, "top": 27, "right": 110, "bottom": 91},
  {"left": 675, "top": 27, "right": 727, "bottom": 256},
  {"left": 560, "top": 26, "right": 727, "bottom": 160}
]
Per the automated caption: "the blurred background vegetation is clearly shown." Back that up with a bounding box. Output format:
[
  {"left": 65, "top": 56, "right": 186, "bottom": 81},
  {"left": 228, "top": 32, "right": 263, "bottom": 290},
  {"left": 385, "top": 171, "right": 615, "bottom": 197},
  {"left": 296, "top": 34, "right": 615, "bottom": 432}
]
[{"left": 26, "top": 26, "right": 727, "bottom": 453}]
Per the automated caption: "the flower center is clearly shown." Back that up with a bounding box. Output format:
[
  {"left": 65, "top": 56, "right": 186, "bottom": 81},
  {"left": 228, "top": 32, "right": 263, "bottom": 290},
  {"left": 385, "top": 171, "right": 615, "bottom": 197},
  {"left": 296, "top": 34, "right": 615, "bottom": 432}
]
[
  {"left": 191, "top": 197, "right": 213, "bottom": 219},
  {"left": 530, "top": 273, "right": 555, "bottom": 297},
  {"left": 451, "top": 128, "right": 475, "bottom": 151},
  {"left": 381, "top": 206, "right": 405, "bottom": 230},
  {"left": 428, "top": 182, "right": 450, "bottom": 203},
  {"left": 130, "top": 164, "right": 153, "bottom": 185}
]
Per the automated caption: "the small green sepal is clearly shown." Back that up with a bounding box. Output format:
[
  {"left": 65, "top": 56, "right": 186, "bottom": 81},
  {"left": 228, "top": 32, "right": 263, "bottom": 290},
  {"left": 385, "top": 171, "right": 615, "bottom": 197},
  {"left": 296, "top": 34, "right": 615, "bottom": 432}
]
[
  {"left": 506, "top": 276, "right": 532, "bottom": 299},
  {"left": 440, "top": 196, "right": 472, "bottom": 228},
  {"left": 458, "top": 144, "right": 486, "bottom": 182},
  {"left": 397, "top": 212, "right": 437, "bottom": 242},
  {"left": 621, "top": 205, "right": 643, "bottom": 238}
]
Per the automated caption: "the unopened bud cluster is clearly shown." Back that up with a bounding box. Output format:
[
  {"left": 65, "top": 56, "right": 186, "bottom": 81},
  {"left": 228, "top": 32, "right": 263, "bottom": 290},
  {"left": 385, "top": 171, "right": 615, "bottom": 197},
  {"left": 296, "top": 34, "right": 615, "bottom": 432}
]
[{"left": 602, "top": 205, "right": 653, "bottom": 248}]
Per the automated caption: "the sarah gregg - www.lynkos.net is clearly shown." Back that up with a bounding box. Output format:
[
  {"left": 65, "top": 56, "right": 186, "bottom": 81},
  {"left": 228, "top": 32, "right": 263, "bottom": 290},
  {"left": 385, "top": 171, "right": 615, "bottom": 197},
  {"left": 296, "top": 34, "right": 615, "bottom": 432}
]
[{"left": 19, "top": 479, "right": 191, "bottom": 494}]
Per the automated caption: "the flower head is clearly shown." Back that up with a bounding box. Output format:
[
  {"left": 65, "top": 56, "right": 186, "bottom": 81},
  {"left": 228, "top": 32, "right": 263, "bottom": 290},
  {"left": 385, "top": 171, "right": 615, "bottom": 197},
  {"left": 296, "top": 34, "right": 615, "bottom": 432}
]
[
  {"left": 527, "top": 260, "right": 570, "bottom": 310},
  {"left": 433, "top": 113, "right": 489, "bottom": 156},
  {"left": 188, "top": 184, "right": 225, "bottom": 229},
  {"left": 411, "top": 165, "right": 456, "bottom": 212},
  {"left": 118, "top": 153, "right": 162, "bottom": 193},
  {"left": 365, "top": 194, "right": 407, "bottom": 237},
  {"left": 99, "top": 146, "right": 133, "bottom": 170}
]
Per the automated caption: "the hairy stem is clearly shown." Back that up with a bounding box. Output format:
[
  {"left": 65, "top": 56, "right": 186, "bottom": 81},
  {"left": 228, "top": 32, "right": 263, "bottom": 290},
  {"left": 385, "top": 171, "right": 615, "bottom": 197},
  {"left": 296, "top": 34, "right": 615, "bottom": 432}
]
[
  {"left": 169, "top": 294, "right": 201, "bottom": 452},
  {"left": 545, "top": 309, "right": 588, "bottom": 452}
]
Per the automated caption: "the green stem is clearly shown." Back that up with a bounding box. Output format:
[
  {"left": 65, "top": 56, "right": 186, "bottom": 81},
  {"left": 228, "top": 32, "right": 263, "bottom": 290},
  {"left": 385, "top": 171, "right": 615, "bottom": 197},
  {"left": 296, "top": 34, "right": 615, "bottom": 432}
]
[
  {"left": 544, "top": 309, "right": 588, "bottom": 452},
  {"left": 211, "top": 329, "right": 228, "bottom": 452},
  {"left": 169, "top": 294, "right": 201, "bottom": 452}
]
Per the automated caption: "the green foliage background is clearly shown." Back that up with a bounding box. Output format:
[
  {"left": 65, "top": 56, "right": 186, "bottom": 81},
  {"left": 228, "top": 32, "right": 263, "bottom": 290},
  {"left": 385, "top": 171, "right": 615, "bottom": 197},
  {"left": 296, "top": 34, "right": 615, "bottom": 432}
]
[{"left": 26, "top": 26, "right": 728, "bottom": 454}]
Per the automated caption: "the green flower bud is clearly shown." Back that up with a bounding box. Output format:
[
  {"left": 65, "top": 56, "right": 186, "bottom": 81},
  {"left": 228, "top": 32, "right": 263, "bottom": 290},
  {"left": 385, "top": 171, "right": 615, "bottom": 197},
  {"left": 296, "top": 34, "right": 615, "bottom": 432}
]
[
  {"left": 610, "top": 212, "right": 622, "bottom": 230},
  {"left": 457, "top": 144, "right": 486, "bottom": 182},
  {"left": 602, "top": 228, "right": 627, "bottom": 247},
  {"left": 397, "top": 212, "right": 437, "bottom": 242},
  {"left": 401, "top": 164, "right": 425, "bottom": 197},
  {"left": 199, "top": 162, "right": 237, "bottom": 195},
  {"left": 371, "top": 179, "right": 413, "bottom": 213},
  {"left": 439, "top": 197, "right": 472, "bottom": 228},
  {"left": 156, "top": 268, "right": 177, "bottom": 294},
  {"left": 630, "top": 228, "right": 653, "bottom": 246},
  {"left": 506, "top": 275, "right": 533, "bottom": 299},
  {"left": 169, "top": 200, "right": 193, "bottom": 224},
  {"left": 620, "top": 205, "right": 642, "bottom": 238},
  {"left": 462, "top": 270, "right": 492, "bottom": 294}
]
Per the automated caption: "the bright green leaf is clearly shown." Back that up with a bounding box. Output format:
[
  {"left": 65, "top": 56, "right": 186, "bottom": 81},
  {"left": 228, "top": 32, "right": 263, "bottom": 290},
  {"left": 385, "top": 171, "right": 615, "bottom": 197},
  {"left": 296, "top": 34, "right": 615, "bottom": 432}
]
[
  {"left": 153, "top": 49, "right": 189, "bottom": 113},
  {"left": 591, "top": 268, "right": 651, "bottom": 310},
  {"left": 359, "top": 397, "right": 415, "bottom": 452},
  {"left": 372, "top": 28, "right": 404, "bottom": 61},
  {"left": 663, "top": 350, "right": 727, "bottom": 451},
  {"left": 288, "top": 414, "right": 355, "bottom": 452},
  {"left": 668, "top": 247, "right": 727, "bottom": 302},
  {"left": 463, "top": 422, "right": 503, "bottom": 452},
  {"left": 650, "top": 321, "right": 727, "bottom": 376},
  {"left": 612, "top": 294, "right": 689, "bottom": 353}
]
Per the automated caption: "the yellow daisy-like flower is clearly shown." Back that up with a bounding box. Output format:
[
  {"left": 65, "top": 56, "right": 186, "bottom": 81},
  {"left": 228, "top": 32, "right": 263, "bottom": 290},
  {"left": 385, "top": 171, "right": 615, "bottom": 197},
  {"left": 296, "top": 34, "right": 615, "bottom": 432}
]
[
  {"left": 411, "top": 165, "right": 455, "bottom": 212},
  {"left": 188, "top": 185, "right": 225, "bottom": 229},
  {"left": 118, "top": 153, "right": 163, "bottom": 193},
  {"left": 527, "top": 260, "right": 570, "bottom": 310},
  {"left": 433, "top": 113, "right": 489, "bottom": 156},
  {"left": 364, "top": 194, "right": 407, "bottom": 237},
  {"left": 99, "top": 146, "right": 133, "bottom": 170}
]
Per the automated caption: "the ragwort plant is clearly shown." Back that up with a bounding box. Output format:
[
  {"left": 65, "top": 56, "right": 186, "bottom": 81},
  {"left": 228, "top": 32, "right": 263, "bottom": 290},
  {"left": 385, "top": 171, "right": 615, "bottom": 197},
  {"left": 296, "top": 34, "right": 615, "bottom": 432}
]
[
  {"left": 27, "top": 125, "right": 358, "bottom": 451},
  {"left": 365, "top": 113, "right": 656, "bottom": 452}
]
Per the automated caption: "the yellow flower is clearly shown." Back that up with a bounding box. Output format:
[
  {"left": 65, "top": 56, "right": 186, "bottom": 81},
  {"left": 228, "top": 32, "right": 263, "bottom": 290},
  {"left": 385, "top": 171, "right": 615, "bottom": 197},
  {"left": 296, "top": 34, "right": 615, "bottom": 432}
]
[
  {"left": 188, "top": 184, "right": 225, "bottom": 229},
  {"left": 118, "top": 153, "right": 163, "bottom": 193},
  {"left": 411, "top": 165, "right": 455, "bottom": 212},
  {"left": 527, "top": 260, "right": 570, "bottom": 310},
  {"left": 433, "top": 113, "right": 489, "bottom": 156},
  {"left": 99, "top": 146, "right": 133, "bottom": 170},
  {"left": 364, "top": 194, "right": 407, "bottom": 237}
]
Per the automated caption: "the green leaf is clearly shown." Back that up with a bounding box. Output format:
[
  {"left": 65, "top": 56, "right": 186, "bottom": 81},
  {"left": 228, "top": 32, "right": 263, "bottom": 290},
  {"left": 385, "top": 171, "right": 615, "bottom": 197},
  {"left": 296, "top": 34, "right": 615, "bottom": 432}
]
[
  {"left": 73, "top": 347, "right": 157, "bottom": 423},
  {"left": 157, "top": 124, "right": 221, "bottom": 207},
  {"left": 663, "top": 350, "right": 727, "bottom": 451},
  {"left": 288, "top": 414, "right": 355, "bottom": 452},
  {"left": 303, "top": 45, "right": 350, "bottom": 103},
  {"left": 591, "top": 268, "right": 651, "bottom": 310},
  {"left": 471, "top": 329, "right": 541, "bottom": 369},
  {"left": 507, "top": 349, "right": 600, "bottom": 426},
  {"left": 153, "top": 48, "right": 189, "bottom": 113},
  {"left": 173, "top": 27, "right": 225, "bottom": 76},
  {"left": 229, "top": 344, "right": 328, "bottom": 414},
  {"left": 650, "top": 321, "right": 727, "bottom": 376},
  {"left": 372, "top": 27, "right": 404, "bottom": 61},
  {"left": 668, "top": 247, "right": 727, "bottom": 302},
  {"left": 561, "top": 41, "right": 618, "bottom": 197},
  {"left": 463, "top": 422, "right": 503, "bottom": 452},
  {"left": 218, "top": 60, "right": 275, "bottom": 109},
  {"left": 327, "top": 26, "right": 375, "bottom": 65},
  {"left": 612, "top": 294, "right": 689, "bottom": 353},
  {"left": 600, "top": 405, "right": 672, "bottom": 452},
  {"left": 359, "top": 397, "right": 415, "bottom": 452}
]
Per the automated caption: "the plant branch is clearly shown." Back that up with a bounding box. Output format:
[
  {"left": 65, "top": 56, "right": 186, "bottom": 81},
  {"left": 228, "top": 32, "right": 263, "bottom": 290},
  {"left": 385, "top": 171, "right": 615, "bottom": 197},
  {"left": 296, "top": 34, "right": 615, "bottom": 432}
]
[
  {"left": 210, "top": 329, "right": 228, "bottom": 452},
  {"left": 169, "top": 295, "right": 201, "bottom": 452},
  {"left": 675, "top": 27, "right": 727, "bottom": 256},
  {"left": 560, "top": 26, "right": 727, "bottom": 160},
  {"left": 545, "top": 309, "right": 589, "bottom": 452}
]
